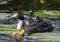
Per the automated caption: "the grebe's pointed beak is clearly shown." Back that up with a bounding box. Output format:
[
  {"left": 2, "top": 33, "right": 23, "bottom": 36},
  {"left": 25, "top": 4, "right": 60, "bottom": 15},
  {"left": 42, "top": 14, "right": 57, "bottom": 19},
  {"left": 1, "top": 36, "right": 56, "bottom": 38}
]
[
  {"left": 9, "top": 13, "right": 18, "bottom": 19},
  {"left": 11, "top": 13, "right": 17, "bottom": 18}
]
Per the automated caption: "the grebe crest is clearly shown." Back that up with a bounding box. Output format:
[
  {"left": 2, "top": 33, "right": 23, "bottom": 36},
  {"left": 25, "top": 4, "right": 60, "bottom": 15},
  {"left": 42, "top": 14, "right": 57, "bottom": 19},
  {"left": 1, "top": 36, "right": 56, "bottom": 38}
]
[{"left": 11, "top": 11, "right": 24, "bottom": 20}]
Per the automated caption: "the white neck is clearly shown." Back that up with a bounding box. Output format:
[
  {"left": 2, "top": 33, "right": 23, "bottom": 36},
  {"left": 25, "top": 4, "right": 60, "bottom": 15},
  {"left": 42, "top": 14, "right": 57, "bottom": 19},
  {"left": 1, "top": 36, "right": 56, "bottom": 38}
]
[
  {"left": 26, "top": 21, "right": 29, "bottom": 25},
  {"left": 17, "top": 20, "right": 23, "bottom": 30}
]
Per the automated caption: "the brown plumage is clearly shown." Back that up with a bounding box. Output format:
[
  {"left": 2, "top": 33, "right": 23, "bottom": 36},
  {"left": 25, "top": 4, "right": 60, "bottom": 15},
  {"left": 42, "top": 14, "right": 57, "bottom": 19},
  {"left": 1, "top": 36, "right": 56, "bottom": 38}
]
[{"left": 12, "top": 11, "right": 24, "bottom": 20}]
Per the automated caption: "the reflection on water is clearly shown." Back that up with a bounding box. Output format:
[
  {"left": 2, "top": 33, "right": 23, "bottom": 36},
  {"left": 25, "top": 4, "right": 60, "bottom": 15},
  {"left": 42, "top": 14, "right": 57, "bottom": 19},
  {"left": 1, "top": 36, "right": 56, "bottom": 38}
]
[
  {"left": 0, "top": 34, "right": 12, "bottom": 42},
  {"left": 51, "top": 19, "right": 60, "bottom": 31},
  {"left": 0, "top": 34, "right": 38, "bottom": 42}
]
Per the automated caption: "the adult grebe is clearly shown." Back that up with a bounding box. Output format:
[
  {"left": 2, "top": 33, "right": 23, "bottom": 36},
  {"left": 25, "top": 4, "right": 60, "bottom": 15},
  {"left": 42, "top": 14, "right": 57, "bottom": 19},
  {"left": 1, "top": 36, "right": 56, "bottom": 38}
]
[{"left": 11, "top": 11, "right": 25, "bottom": 38}]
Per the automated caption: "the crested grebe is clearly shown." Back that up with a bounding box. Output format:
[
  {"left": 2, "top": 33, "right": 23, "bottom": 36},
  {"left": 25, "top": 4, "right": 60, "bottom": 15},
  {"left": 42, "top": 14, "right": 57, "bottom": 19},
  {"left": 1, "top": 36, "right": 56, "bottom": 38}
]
[
  {"left": 11, "top": 11, "right": 29, "bottom": 38},
  {"left": 11, "top": 11, "right": 24, "bottom": 33}
]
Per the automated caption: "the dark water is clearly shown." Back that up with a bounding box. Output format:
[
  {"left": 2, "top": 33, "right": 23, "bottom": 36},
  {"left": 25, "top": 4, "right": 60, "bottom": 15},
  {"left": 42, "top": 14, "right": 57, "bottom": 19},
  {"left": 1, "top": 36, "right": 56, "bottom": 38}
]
[
  {"left": 0, "top": 18, "right": 60, "bottom": 42},
  {"left": 51, "top": 19, "right": 60, "bottom": 31},
  {"left": 0, "top": 34, "right": 12, "bottom": 42},
  {"left": 0, "top": 34, "right": 38, "bottom": 42}
]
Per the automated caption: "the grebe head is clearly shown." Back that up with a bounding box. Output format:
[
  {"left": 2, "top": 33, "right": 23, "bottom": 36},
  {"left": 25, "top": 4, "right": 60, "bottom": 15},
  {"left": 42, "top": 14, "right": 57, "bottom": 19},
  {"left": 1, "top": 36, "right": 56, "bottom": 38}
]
[{"left": 11, "top": 11, "right": 24, "bottom": 20}]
